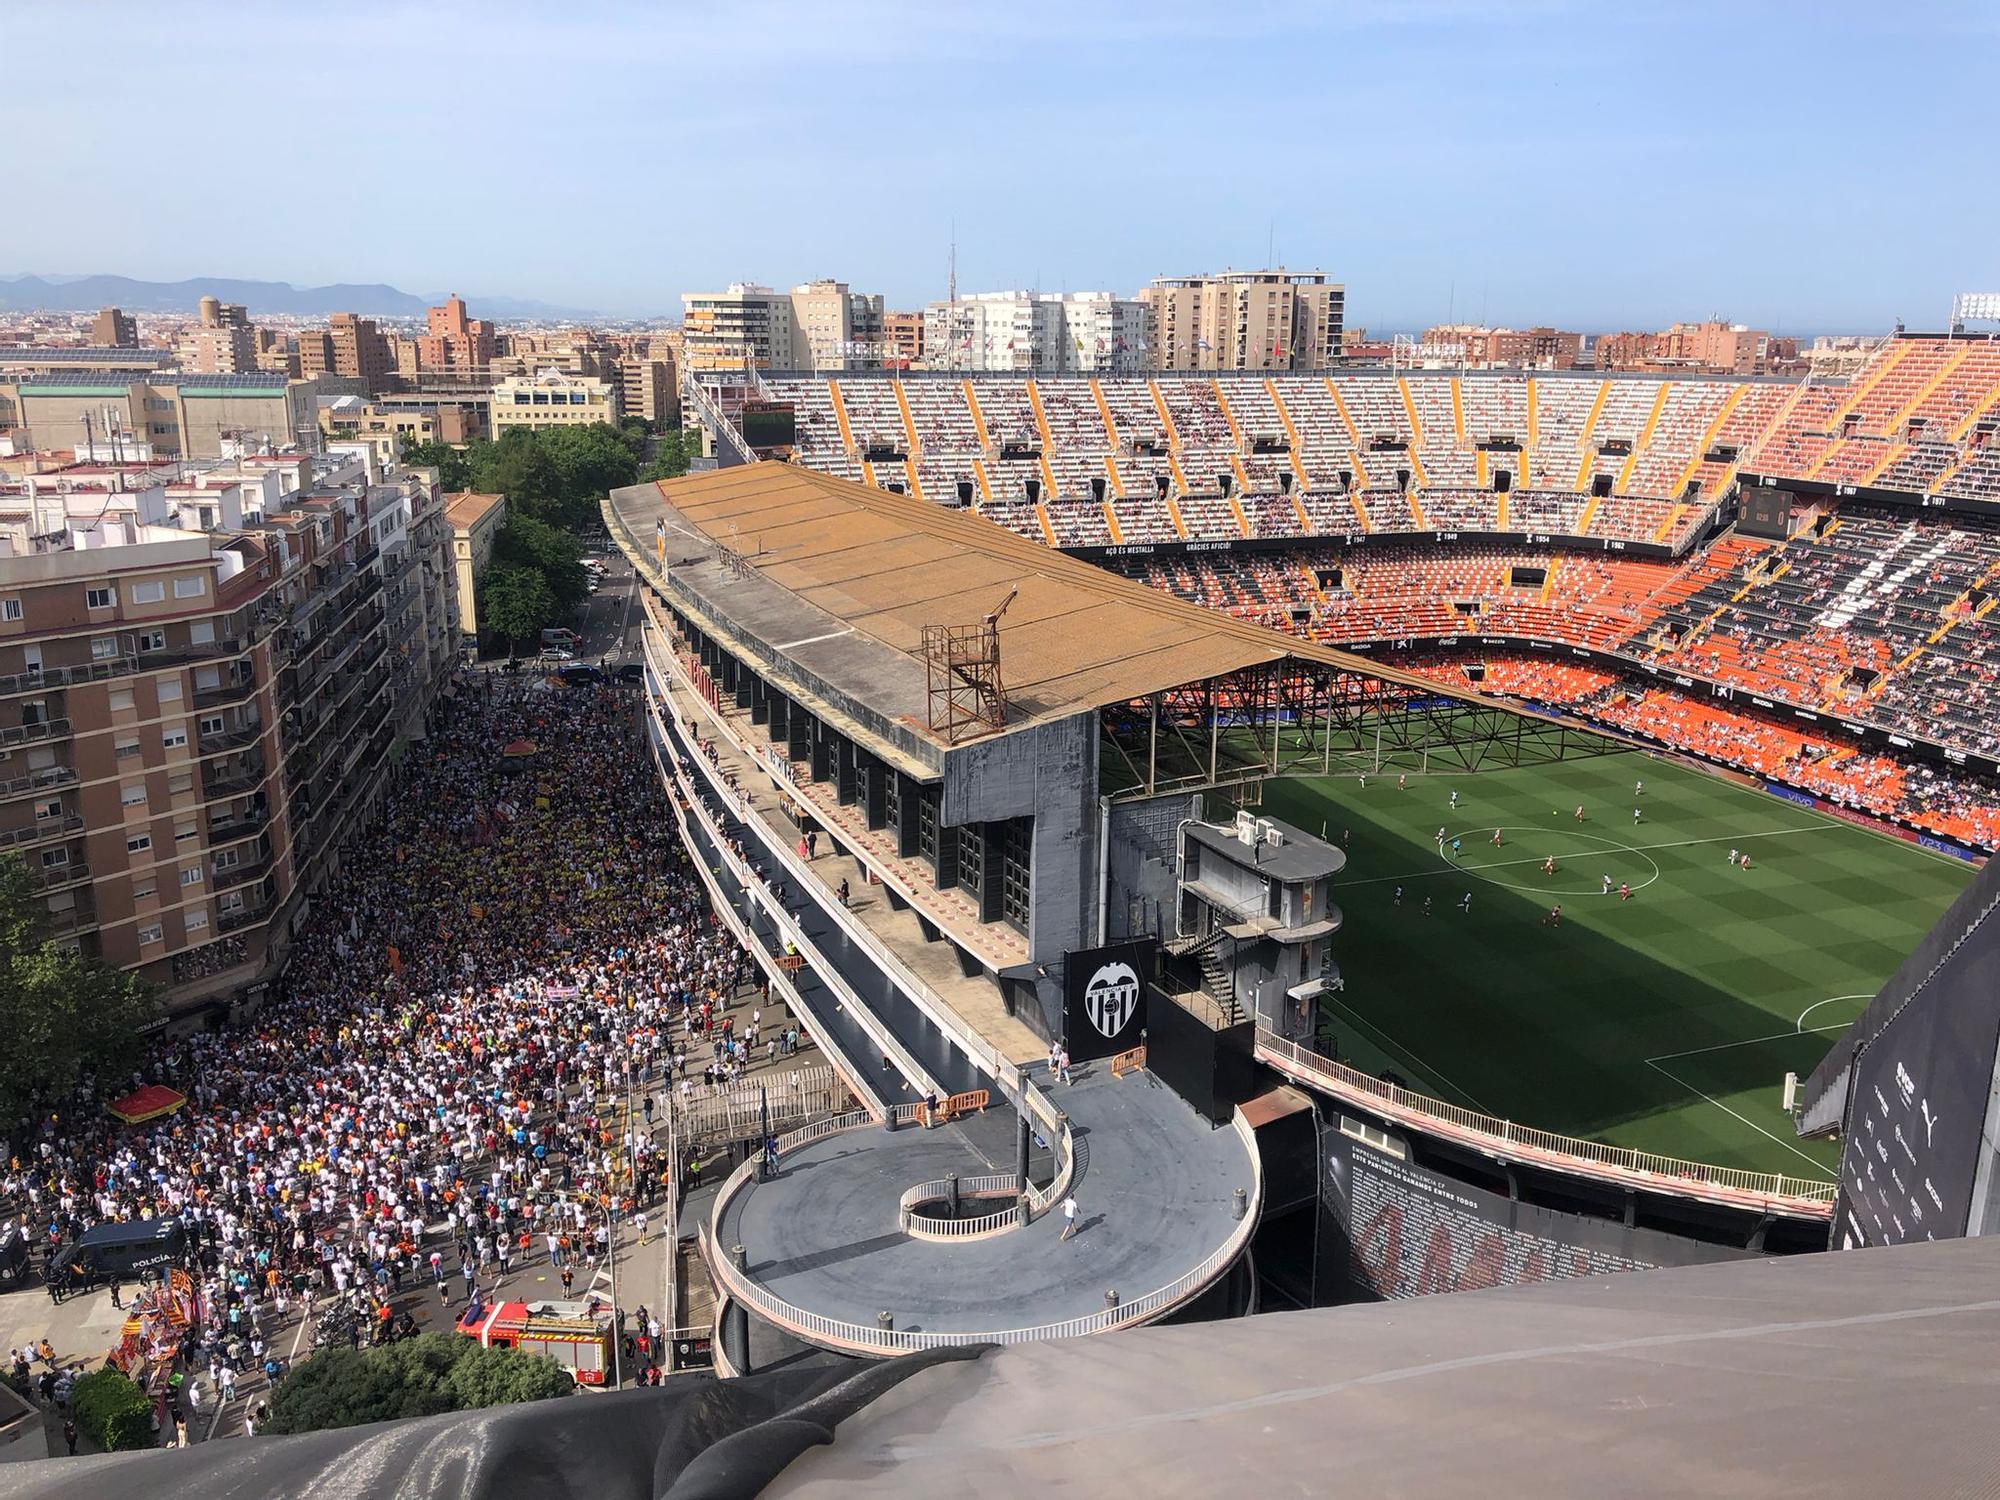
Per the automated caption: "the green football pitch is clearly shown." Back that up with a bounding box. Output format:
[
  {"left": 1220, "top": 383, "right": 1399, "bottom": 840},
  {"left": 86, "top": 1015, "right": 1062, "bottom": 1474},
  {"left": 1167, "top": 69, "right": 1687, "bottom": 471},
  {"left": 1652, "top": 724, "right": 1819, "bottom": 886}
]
[{"left": 1234, "top": 749, "right": 1975, "bottom": 1179}]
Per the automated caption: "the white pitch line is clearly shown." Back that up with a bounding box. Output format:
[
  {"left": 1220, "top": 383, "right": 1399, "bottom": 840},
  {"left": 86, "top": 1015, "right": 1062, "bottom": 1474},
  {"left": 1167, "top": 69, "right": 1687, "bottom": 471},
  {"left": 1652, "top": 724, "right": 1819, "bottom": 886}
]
[
  {"left": 1645, "top": 1023, "right": 1849, "bottom": 1065},
  {"left": 1643, "top": 1057, "right": 1836, "bottom": 1177},
  {"left": 1322, "top": 993, "right": 1493, "bottom": 1114},
  {"left": 1797, "top": 994, "right": 1873, "bottom": 1032},
  {"left": 1340, "top": 825, "right": 1833, "bottom": 888}
]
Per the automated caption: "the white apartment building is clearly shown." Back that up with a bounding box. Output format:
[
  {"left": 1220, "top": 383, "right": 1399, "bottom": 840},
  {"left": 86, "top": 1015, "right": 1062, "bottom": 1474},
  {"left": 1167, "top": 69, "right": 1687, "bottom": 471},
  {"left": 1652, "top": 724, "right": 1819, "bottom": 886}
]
[
  {"left": 679, "top": 281, "right": 885, "bottom": 373},
  {"left": 920, "top": 291, "right": 1147, "bottom": 374}
]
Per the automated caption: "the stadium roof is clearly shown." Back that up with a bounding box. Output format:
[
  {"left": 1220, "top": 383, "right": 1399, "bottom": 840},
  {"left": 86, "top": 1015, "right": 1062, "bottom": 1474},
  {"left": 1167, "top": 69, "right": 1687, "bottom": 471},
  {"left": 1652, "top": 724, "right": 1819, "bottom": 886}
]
[{"left": 610, "top": 464, "right": 1464, "bottom": 749}]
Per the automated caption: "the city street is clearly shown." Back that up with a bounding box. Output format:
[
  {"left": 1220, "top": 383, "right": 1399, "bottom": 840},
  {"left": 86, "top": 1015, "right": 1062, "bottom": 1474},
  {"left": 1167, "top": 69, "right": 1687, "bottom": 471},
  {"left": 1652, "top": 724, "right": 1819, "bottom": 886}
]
[{"left": 0, "top": 967, "right": 816, "bottom": 1453}]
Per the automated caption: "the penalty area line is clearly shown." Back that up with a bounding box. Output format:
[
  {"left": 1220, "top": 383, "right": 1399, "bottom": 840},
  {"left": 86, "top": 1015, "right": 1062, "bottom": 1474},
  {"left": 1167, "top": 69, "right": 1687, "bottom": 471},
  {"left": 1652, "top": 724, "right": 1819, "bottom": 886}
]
[{"left": 1642, "top": 1056, "right": 1836, "bottom": 1178}]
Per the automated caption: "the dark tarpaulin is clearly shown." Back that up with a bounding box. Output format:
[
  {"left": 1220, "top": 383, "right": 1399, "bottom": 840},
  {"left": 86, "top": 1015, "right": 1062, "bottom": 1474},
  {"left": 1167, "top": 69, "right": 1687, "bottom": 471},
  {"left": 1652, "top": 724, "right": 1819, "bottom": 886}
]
[{"left": 0, "top": 1348, "right": 985, "bottom": 1500}]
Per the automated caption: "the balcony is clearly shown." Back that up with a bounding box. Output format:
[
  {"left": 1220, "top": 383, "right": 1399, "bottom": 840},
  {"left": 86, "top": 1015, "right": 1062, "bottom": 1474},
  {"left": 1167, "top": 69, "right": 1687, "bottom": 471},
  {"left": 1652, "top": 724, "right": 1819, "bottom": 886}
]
[
  {"left": 207, "top": 804, "right": 269, "bottom": 844},
  {"left": 137, "top": 636, "right": 258, "bottom": 673},
  {"left": 0, "top": 811, "right": 85, "bottom": 850},
  {"left": 0, "top": 765, "right": 79, "bottom": 802},
  {"left": 0, "top": 717, "right": 73, "bottom": 749},
  {"left": 218, "top": 897, "right": 273, "bottom": 934},
  {"left": 193, "top": 675, "right": 260, "bottom": 710},
  {"left": 28, "top": 860, "right": 89, "bottom": 892},
  {"left": 201, "top": 755, "right": 267, "bottom": 801},
  {"left": 197, "top": 722, "right": 266, "bottom": 756},
  {"left": 45, "top": 895, "right": 98, "bottom": 936},
  {"left": 213, "top": 847, "right": 273, "bottom": 891},
  {"left": 0, "top": 658, "right": 138, "bottom": 699}
]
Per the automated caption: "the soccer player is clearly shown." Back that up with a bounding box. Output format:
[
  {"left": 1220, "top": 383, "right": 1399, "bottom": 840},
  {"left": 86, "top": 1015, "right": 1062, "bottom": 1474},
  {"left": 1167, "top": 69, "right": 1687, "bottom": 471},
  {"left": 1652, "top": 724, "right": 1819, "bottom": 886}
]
[
  {"left": 1619, "top": 882, "right": 1632, "bottom": 901},
  {"left": 1601, "top": 873, "right": 1613, "bottom": 895},
  {"left": 1393, "top": 885, "right": 1403, "bottom": 905},
  {"left": 1632, "top": 806, "right": 1642, "bottom": 825},
  {"left": 1398, "top": 773, "right": 1408, "bottom": 791},
  {"left": 1435, "top": 826, "right": 1446, "bottom": 851},
  {"left": 1728, "top": 847, "right": 1738, "bottom": 865},
  {"left": 1449, "top": 788, "right": 1459, "bottom": 810},
  {"left": 1543, "top": 903, "right": 1562, "bottom": 927},
  {"left": 1491, "top": 827, "right": 1503, "bottom": 846},
  {"left": 1422, "top": 896, "right": 1433, "bottom": 917},
  {"left": 1459, "top": 891, "right": 1472, "bottom": 913},
  {"left": 1741, "top": 853, "right": 1752, "bottom": 871},
  {"left": 1635, "top": 779, "right": 1644, "bottom": 797},
  {"left": 1574, "top": 804, "right": 1585, "bottom": 822},
  {"left": 1542, "top": 854, "right": 1556, "bottom": 876},
  {"left": 1450, "top": 838, "right": 1462, "bottom": 860}
]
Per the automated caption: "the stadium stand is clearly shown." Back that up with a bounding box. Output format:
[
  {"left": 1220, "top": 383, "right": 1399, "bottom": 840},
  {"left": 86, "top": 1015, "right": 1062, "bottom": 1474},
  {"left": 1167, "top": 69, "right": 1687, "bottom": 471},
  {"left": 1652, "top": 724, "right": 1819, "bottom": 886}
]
[
  {"left": 749, "top": 342, "right": 2000, "bottom": 848},
  {"left": 765, "top": 376, "right": 864, "bottom": 481},
  {"left": 1271, "top": 375, "right": 1364, "bottom": 491}
]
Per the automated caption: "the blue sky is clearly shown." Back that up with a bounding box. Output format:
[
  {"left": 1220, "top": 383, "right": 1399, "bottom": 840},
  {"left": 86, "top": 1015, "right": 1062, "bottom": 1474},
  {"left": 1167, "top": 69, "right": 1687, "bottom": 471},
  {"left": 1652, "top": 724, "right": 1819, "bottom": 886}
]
[{"left": 9, "top": 2, "right": 1994, "bottom": 330}]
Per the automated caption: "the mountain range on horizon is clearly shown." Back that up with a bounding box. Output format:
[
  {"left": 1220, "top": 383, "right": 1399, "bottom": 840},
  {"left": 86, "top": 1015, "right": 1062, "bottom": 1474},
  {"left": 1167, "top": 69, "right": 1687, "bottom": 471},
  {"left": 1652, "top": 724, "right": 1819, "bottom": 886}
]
[{"left": 0, "top": 272, "right": 608, "bottom": 324}]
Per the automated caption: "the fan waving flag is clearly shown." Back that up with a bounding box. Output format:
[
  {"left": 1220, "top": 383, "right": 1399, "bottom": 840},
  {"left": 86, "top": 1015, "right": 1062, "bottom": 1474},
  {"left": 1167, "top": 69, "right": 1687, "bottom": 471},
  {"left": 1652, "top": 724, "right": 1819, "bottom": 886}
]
[{"left": 108, "top": 1086, "right": 187, "bottom": 1125}]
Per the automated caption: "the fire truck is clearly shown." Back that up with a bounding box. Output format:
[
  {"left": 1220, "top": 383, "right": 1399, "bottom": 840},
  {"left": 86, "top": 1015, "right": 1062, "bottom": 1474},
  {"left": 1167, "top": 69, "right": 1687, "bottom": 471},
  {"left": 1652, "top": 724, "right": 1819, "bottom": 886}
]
[{"left": 455, "top": 1299, "right": 615, "bottom": 1386}]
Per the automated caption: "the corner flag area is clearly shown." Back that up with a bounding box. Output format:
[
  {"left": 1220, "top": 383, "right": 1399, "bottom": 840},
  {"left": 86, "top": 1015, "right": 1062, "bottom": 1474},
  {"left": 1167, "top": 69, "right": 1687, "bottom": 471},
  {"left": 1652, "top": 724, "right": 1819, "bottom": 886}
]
[{"left": 1244, "top": 750, "right": 1974, "bottom": 1179}]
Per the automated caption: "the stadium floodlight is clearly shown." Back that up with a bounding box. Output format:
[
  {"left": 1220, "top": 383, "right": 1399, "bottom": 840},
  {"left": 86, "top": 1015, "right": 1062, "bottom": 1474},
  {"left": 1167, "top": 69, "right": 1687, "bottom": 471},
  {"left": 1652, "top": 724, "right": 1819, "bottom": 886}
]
[{"left": 1950, "top": 292, "right": 2000, "bottom": 325}]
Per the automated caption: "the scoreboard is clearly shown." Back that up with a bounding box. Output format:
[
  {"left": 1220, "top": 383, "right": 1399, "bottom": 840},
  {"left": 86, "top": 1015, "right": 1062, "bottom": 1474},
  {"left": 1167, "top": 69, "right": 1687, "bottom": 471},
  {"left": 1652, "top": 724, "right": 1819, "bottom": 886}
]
[{"left": 1738, "top": 483, "right": 1793, "bottom": 541}]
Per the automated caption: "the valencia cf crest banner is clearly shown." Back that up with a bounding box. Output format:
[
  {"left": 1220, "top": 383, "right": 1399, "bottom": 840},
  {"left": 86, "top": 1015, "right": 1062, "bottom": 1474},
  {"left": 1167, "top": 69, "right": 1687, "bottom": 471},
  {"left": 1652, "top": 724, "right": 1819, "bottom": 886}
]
[{"left": 1062, "top": 938, "right": 1157, "bottom": 1062}]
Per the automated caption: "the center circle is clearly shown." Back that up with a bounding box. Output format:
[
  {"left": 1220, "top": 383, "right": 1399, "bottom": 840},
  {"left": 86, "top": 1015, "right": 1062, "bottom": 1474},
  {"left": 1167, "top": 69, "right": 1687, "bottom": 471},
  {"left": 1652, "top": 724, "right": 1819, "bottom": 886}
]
[{"left": 1424, "top": 826, "right": 1664, "bottom": 896}]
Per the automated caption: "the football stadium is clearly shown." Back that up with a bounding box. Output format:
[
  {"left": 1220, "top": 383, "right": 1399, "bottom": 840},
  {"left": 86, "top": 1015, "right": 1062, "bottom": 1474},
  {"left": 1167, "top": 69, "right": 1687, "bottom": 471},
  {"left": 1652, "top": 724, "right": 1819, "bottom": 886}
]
[
  {"left": 676, "top": 333, "right": 2000, "bottom": 1183},
  {"left": 17, "top": 3, "right": 2000, "bottom": 1492}
]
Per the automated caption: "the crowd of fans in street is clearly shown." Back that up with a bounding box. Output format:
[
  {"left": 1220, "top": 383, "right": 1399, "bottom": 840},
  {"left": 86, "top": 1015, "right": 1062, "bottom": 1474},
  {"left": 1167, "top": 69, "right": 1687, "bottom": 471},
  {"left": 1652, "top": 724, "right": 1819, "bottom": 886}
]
[{"left": 1, "top": 675, "right": 771, "bottom": 1426}]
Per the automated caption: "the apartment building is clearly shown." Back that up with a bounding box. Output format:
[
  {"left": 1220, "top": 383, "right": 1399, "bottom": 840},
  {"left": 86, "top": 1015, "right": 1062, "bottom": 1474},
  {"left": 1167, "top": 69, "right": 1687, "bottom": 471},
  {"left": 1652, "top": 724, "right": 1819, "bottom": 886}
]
[
  {"left": 920, "top": 291, "right": 1146, "bottom": 373},
  {"left": 1593, "top": 320, "right": 1801, "bottom": 375},
  {"left": 445, "top": 490, "right": 506, "bottom": 637},
  {"left": 488, "top": 369, "right": 616, "bottom": 432},
  {"left": 789, "top": 280, "right": 885, "bottom": 372},
  {"left": 615, "top": 356, "right": 680, "bottom": 428},
  {"left": 417, "top": 295, "right": 496, "bottom": 373},
  {"left": 91, "top": 307, "right": 137, "bottom": 348},
  {"left": 883, "top": 311, "right": 924, "bottom": 368},
  {"left": 298, "top": 313, "right": 396, "bottom": 393},
  {"left": 679, "top": 281, "right": 885, "bottom": 372},
  {"left": 319, "top": 396, "right": 443, "bottom": 455},
  {"left": 0, "top": 447, "right": 454, "bottom": 1018},
  {"left": 368, "top": 470, "right": 459, "bottom": 740},
  {"left": 1141, "top": 269, "right": 1345, "bottom": 372},
  {"left": 177, "top": 297, "right": 259, "bottom": 376},
  {"left": 1420, "top": 323, "right": 1585, "bottom": 370}
]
